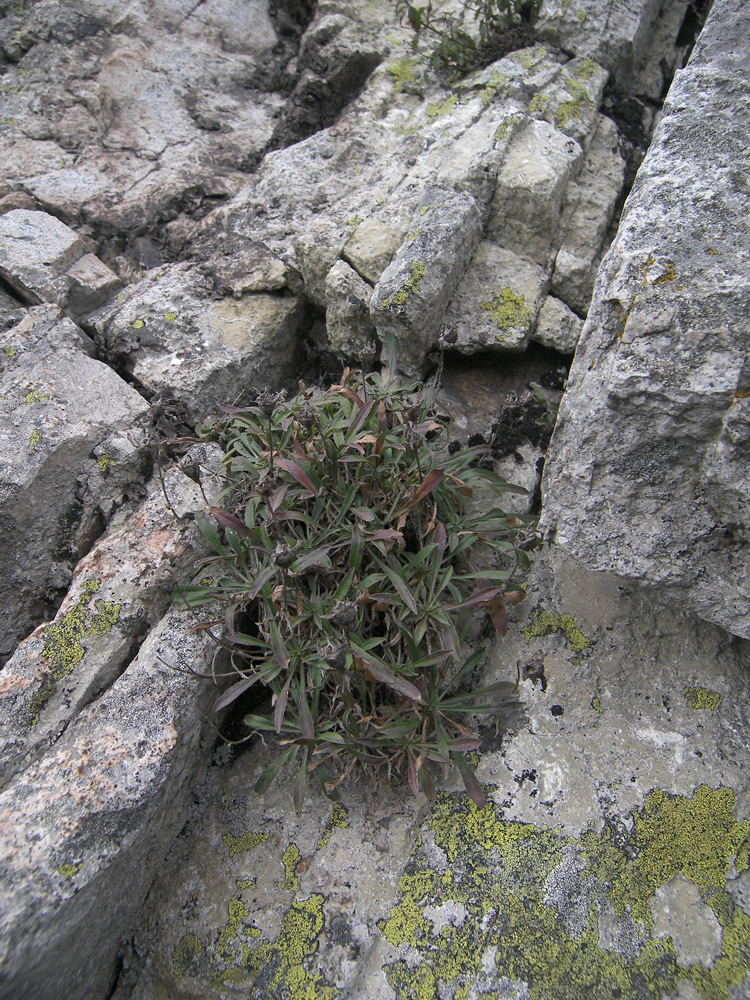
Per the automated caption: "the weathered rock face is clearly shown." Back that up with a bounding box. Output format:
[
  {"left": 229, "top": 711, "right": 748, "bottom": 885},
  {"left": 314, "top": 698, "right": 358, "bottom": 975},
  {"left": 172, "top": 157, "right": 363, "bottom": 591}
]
[
  {"left": 0, "top": 303, "right": 150, "bottom": 660},
  {"left": 541, "top": 0, "right": 750, "bottom": 640}
]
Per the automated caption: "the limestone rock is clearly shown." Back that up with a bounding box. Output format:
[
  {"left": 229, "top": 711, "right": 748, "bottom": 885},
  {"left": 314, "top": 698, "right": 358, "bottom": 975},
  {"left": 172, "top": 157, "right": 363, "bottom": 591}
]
[
  {"left": 551, "top": 116, "right": 626, "bottom": 316},
  {"left": 0, "top": 453, "right": 221, "bottom": 788},
  {"left": 0, "top": 608, "right": 216, "bottom": 1000},
  {"left": 342, "top": 218, "right": 403, "bottom": 286},
  {"left": 487, "top": 119, "right": 584, "bottom": 270},
  {"left": 532, "top": 295, "right": 583, "bottom": 353},
  {"left": 111, "top": 548, "right": 750, "bottom": 1000},
  {"left": 324, "top": 259, "right": 376, "bottom": 359},
  {"left": 0, "top": 305, "right": 150, "bottom": 661},
  {"left": 0, "top": 210, "right": 121, "bottom": 320},
  {"left": 370, "top": 187, "right": 483, "bottom": 374},
  {"left": 444, "top": 242, "right": 548, "bottom": 354},
  {"left": 541, "top": 0, "right": 750, "bottom": 639},
  {"left": 89, "top": 264, "right": 305, "bottom": 422}
]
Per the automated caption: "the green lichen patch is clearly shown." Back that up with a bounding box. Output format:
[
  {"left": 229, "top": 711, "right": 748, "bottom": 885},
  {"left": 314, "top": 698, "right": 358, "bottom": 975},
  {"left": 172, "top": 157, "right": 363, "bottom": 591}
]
[
  {"left": 173, "top": 933, "right": 203, "bottom": 978},
  {"left": 381, "top": 786, "right": 750, "bottom": 1000},
  {"left": 523, "top": 608, "right": 591, "bottom": 656},
  {"left": 317, "top": 803, "right": 349, "bottom": 850},
  {"left": 165, "top": 311, "right": 177, "bottom": 322},
  {"left": 24, "top": 389, "right": 48, "bottom": 404},
  {"left": 57, "top": 862, "right": 83, "bottom": 880},
  {"left": 29, "top": 580, "right": 121, "bottom": 724},
  {"left": 28, "top": 427, "right": 41, "bottom": 452},
  {"left": 570, "top": 56, "right": 597, "bottom": 80},
  {"left": 211, "top": 894, "right": 341, "bottom": 999},
  {"left": 96, "top": 453, "right": 114, "bottom": 471},
  {"left": 236, "top": 878, "right": 256, "bottom": 890},
  {"left": 426, "top": 94, "right": 457, "bottom": 120},
  {"left": 223, "top": 830, "right": 269, "bottom": 859},
  {"left": 685, "top": 686, "right": 722, "bottom": 711},
  {"left": 554, "top": 77, "right": 592, "bottom": 129},
  {"left": 132, "top": 319, "right": 145, "bottom": 329},
  {"left": 591, "top": 696, "right": 603, "bottom": 713},
  {"left": 278, "top": 844, "right": 301, "bottom": 893},
  {"left": 388, "top": 57, "right": 417, "bottom": 93},
  {"left": 217, "top": 897, "right": 251, "bottom": 957},
  {"left": 383, "top": 261, "right": 426, "bottom": 311},
  {"left": 479, "top": 288, "right": 532, "bottom": 334}
]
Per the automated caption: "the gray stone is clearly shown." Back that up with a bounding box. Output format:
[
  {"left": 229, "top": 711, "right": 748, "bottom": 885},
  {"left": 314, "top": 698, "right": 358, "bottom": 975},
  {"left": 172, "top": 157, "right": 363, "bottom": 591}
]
[
  {"left": 0, "top": 210, "right": 121, "bottom": 319},
  {"left": 89, "top": 264, "right": 305, "bottom": 421},
  {"left": 536, "top": 0, "right": 675, "bottom": 90},
  {"left": 487, "top": 119, "right": 584, "bottom": 270},
  {"left": 0, "top": 305, "right": 150, "bottom": 661},
  {"left": 0, "top": 454, "right": 220, "bottom": 788},
  {"left": 0, "top": 608, "right": 216, "bottom": 1000},
  {"left": 532, "top": 295, "right": 583, "bottom": 353},
  {"left": 111, "top": 547, "right": 750, "bottom": 999},
  {"left": 551, "top": 116, "right": 626, "bottom": 316},
  {"left": 343, "top": 218, "right": 403, "bottom": 285},
  {"left": 324, "top": 259, "right": 377, "bottom": 359},
  {"left": 541, "top": 0, "right": 750, "bottom": 639},
  {"left": 370, "top": 187, "right": 483, "bottom": 374},
  {"left": 444, "top": 242, "right": 548, "bottom": 353}
]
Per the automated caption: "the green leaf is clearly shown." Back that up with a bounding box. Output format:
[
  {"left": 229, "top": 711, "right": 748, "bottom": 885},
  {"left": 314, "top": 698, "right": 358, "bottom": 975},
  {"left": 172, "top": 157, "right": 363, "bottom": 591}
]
[
  {"left": 380, "top": 559, "right": 418, "bottom": 615},
  {"left": 214, "top": 675, "right": 259, "bottom": 712},
  {"left": 254, "top": 746, "right": 299, "bottom": 795},
  {"left": 274, "top": 674, "right": 292, "bottom": 733},
  {"left": 452, "top": 751, "right": 485, "bottom": 808},
  {"left": 270, "top": 621, "right": 290, "bottom": 669}
]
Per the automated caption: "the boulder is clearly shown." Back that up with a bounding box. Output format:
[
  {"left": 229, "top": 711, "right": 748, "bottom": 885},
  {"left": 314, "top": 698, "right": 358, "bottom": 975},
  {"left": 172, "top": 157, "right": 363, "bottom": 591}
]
[
  {"left": 0, "top": 608, "right": 216, "bottom": 1000},
  {"left": 0, "top": 305, "right": 150, "bottom": 661},
  {"left": 541, "top": 0, "right": 750, "bottom": 639}
]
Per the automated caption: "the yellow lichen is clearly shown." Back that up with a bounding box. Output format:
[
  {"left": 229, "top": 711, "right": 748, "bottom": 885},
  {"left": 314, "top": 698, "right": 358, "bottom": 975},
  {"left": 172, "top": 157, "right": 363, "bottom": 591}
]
[
  {"left": 684, "top": 686, "right": 721, "bottom": 710},
  {"left": 222, "top": 830, "right": 269, "bottom": 859},
  {"left": 479, "top": 288, "right": 532, "bottom": 333},
  {"left": 317, "top": 803, "right": 349, "bottom": 850}
]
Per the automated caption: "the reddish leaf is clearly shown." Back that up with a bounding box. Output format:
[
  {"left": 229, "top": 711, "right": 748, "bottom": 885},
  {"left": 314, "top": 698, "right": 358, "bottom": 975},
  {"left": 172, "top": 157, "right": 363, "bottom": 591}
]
[
  {"left": 449, "top": 586, "right": 504, "bottom": 611},
  {"left": 213, "top": 675, "right": 259, "bottom": 712},
  {"left": 488, "top": 595, "right": 508, "bottom": 636},
  {"left": 408, "top": 755, "right": 420, "bottom": 798},
  {"left": 298, "top": 687, "right": 315, "bottom": 740},
  {"left": 434, "top": 521, "right": 447, "bottom": 559},
  {"left": 352, "top": 398, "right": 376, "bottom": 432},
  {"left": 276, "top": 456, "right": 317, "bottom": 495},
  {"left": 209, "top": 507, "right": 252, "bottom": 537},
  {"left": 268, "top": 485, "right": 287, "bottom": 512},
  {"left": 452, "top": 751, "right": 486, "bottom": 808}
]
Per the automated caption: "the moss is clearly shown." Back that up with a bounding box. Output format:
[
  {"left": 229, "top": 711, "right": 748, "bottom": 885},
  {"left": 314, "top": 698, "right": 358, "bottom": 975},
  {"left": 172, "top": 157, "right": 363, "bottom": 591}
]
[
  {"left": 479, "top": 288, "right": 532, "bottom": 333},
  {"left": 29, "top": 580, "right": 121, "bottom": 723},
  {"left": 57, "top": 862, "right": 83, "bottom": 880},
  {"left": 317, "top": 803, "right": 349, "bottom": 850},
  {"left": 523, "top": 608, "right": 591, "bottom": 655},
  {"left": 173, "top": 933, "right": 203, "bottom": 978},
  {"left": 388, "top": 57, "right": 417, "bottom": 93},
  {"left": 278, "top": 844, "right": 301, "bottom": 893},
  {"left": 381, "top": 786, "right": 750, "bottom": 1000},
  {"left": 223, "top": 830, "right": 269, "bottom": 858},
  {"left": 685, "top": 686, "right": 721, "bottom": 711}
]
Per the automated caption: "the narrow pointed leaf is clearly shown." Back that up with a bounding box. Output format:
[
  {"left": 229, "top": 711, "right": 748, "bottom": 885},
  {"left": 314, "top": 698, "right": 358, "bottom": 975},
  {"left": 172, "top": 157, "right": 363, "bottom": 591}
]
[
  {"left": 276, "top": 456, "right": 318, "bottom": 494},
  {"left": 452, "top": 751, "right": 485, "bottom": 808},
  {"left": 270, "top": 621, "right": 290, "bottom": 669},
  {"left": 382, "top": 562, "right": 418, "bottom": 615},
  {"left": 274, "top": 674, "right": 292, "bottom": 733},
  {"left": 213, "top": 675, "right": 259, "bottom": 712},
  {"left": 254, "top": 745, "right": 298, "bottom": 795},
  {"left": 209, "top": 507, "right": 253, "bottom": 537},
  {"left": 298, "top": 685, "right": 315, "bottom": 741}
]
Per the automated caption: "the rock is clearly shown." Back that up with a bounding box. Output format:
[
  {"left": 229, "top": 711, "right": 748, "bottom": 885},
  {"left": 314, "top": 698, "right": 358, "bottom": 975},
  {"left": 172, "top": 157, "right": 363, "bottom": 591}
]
[
  {"left": 0, "top": 607, "right": 216, "bottom": 1000},
  {"left": 0, "top": 305, "right": 150, "bottom": 661},
  {"left": 370, "top": 187, "right": 483, "bottom": 374},
  {"left": 324, "top": 259, "right": 376, "bottom": 359},
  {"left": 0, "top": 209, "right": 120, "bottom": 319},
  {"left": 444, "top": 242, "right": 548, "bottom": 353},
  {"left": 89, "top": 263, "right": 305, "bottom": 422},
  {"left": 487, "top": 119, "right": 584, "bottom": 270},
  {"left": 536, "top": 0, "right": 667, "bottom": 89},
  {"left": 342, "top": 218, "right": 403, "bottom": 285},
  {"left": 551, "top": 116, "right": 626, "bottom": 316},
  {"left": 532, "top": 295, "right": 583, "bottom": 353},
  {"left": 0, "top": 453, "right": 220, "bottom": 788},
  {"left": 541, "top": 0, "right": 750, "bottom": 639}
]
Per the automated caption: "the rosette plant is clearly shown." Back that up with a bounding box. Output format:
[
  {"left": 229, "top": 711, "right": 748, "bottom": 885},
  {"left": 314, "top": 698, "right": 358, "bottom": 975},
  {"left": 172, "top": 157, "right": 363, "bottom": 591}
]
[{"left": 179, "top": 356, "right": 534, "bottom": 808}]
